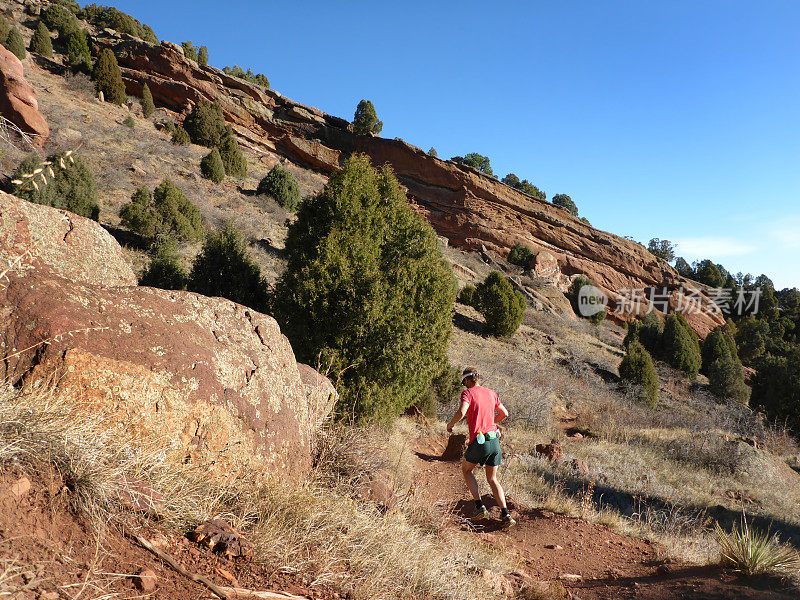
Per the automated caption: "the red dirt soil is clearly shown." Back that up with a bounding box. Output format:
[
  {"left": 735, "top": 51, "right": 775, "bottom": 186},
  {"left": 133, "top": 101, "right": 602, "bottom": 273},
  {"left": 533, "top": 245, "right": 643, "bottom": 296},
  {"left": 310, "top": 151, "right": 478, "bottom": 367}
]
[
  {"left": 2, "top": 437, "right": 798, "bottom": 600},
  {"left": 414, "top": 434, "right": 799, "bottom": 600},
  {"left": 0, "top": 467, "right": 341, "bottom": 600}
]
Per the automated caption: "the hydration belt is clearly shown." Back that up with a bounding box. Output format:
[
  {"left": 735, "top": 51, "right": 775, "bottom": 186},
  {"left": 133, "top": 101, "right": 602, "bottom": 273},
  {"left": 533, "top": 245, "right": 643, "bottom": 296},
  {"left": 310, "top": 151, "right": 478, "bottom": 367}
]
[{"left": 476, "top": 430, "right": 499, "bottom": 445}]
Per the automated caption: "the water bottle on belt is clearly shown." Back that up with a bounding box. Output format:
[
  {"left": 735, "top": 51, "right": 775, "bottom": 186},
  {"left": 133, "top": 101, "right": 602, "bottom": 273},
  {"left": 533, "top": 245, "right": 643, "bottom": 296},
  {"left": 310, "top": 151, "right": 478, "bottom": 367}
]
[{"left": 476, "top": 430, "right": 499, "bottom": 445}]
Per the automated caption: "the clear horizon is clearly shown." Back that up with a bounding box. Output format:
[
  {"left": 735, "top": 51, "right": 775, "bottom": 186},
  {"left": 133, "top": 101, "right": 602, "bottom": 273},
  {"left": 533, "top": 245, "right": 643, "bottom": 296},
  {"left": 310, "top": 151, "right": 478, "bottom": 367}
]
[{"left": 105, "top": 0, "right": 800, "bottom": 289}]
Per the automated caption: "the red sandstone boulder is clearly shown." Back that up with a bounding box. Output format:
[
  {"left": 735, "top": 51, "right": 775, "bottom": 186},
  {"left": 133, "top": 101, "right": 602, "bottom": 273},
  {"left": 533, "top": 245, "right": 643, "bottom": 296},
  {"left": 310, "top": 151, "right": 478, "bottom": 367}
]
[
  {"left": 0, "top": 46, "right": 49, "bottom": 148},
  {"left": 0, "top": 193, "right": 335, "bottom": 479},
  {"left": 529, "top": 250, "right": 570, "bottom": 291},
  {"left": 0, "top": 193, "right": 136, "bottom": 286},
  {"left": 297, "top": 362, "right": 337, "bottom": 428}
]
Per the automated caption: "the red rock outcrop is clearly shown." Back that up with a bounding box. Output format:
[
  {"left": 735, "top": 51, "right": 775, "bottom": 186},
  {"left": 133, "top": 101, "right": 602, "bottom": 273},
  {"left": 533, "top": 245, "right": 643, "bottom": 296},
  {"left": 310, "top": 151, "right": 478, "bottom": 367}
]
[
  {"left": 297, "top": 362, "right": 337, "bottom": 429},
  {"left": 535, "top": 442, "right": 563, "bottom": 464},
  {"left": 0, "top": 193, "right": 136, "bottom": 286},
  {"left": 0, "top": 46, "right": 49, "bottom": 148},
  {"left": 0, "top": 192, "right": 334, "bottom": 479},
  {"left": 98, "top": 36, "right": 724, "bottom": 336}
]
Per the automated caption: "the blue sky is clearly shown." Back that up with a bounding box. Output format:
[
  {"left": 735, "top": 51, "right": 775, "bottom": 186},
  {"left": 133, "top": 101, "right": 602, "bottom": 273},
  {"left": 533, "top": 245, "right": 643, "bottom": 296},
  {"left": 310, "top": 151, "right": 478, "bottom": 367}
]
[{"left": 109, "top": 1, "right": 800, "bottom": 288}]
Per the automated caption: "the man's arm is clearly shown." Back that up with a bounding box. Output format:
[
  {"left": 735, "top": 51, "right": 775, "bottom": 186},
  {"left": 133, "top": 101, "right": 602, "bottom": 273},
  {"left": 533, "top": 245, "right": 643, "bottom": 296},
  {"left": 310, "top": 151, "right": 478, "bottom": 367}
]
[
  {"left": 494, "top": 403, "right": 509, "bottom": 424},
  {"left": 447, "top": 401, "right": 469, "bottom": 433}
]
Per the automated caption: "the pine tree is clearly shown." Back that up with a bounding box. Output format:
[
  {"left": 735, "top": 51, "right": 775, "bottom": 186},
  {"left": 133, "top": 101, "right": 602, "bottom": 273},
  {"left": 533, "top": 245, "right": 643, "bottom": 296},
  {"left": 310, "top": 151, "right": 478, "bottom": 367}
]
[
  {"left": 257, "top": 165, "right": 301, "bottom": 211},
  {"left": 353, "top": 99, "right": 383, "bottom": 135},
  {"left": 183, "top": 100, "right": 226, "bottom": 147},
  {"left": 273, "top": 155, "right": 456, "bottom": 422},
  {"left": 30, "top": 22, "right": 53, "bottom": 58},
  {"left": 181, "top": 41, "right": 198, "bottom": 62},
  {"left": 458, "top": 284, "right": 478, "bottom": 308},
  {"left": 200, "top": 147, "right": 225, "bottom": 183},
  {"left": 567, "top": 275, "right": 607, "bottom": 325},
  {"left": 140, "top": 83, "right": 155, "bottom": 118},
  {"left": 120, "top": 180, "right": 203, "bottom": 241},
  {"left": 708, "top": 356, "right": 749, "bottom": 403},
  {"left": 142, "top": 24, "right": 158, "bottom": 44},
  {"left": 624, "top": 312, "right": 663, "bottom": 356},
  {"left": 477, "top": 272, "right": 527, "bottom": 337},
  {"left": 552, "top": 194, "right": 579, "bottom": 217},
  {"left": 188, "top": 225, "right": 267, "bottom": 311},
  {"left": 701, "top": 328, "right": 732, "bottom": 375},
  {"left": 620, "top": 341, "right": 659, "bottom": 406},
  {"left": 171, "top": 125, "right": 190, "bottom": 146},
  {"left": 0, "top": 16, "right": 11, "bottom": 44},
  {"left": 66, "top": 30, "right": 90, "bottom": 69},
  {"left": 12, "top": 152, "right": 99, "bottom": 220},
  {"left": 140, "top": 241, "right": 188, "bottom": 290},
  {"left": 218, "top": 132, "right": 246, "bottom": 177},
  {"left": 451, "top": 153, "right": 494, "bottom": 176},
  {"left": 93, "top": 48, "right": 127, "bottom": 105},
  {"left": 4, "top": 27, "right": 26, "bottom": 60},
  {"left": 119, "top": 187, "right": 158, "bottom": 238},
  {"left": 639, "top": 312, "right": 664, "bottom": 354},
  {"left": 508, "top": 243, "right": 535, "bottom": 268},
  {"left": 198, "top": 45, "right": 208, "bottom": 67},
  {"left": 41, "top": 5, "right": 79, "bottom": 39},
  {"left": 662, "top": 313, "right": 701, "bottom": 379}
]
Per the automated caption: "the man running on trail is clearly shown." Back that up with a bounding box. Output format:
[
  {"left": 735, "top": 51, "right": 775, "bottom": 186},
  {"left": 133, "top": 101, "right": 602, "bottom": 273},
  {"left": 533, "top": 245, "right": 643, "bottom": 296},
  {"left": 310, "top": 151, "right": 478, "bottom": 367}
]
[{"left": 447, "top": 367, "right": 516, "bottom": 528}]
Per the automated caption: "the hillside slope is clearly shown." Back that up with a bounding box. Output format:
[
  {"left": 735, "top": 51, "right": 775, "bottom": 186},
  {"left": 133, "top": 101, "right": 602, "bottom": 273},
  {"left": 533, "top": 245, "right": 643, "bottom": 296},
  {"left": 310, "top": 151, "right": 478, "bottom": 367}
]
[{"left": 96, "top": 33, "right": 724, "bottom": 336}]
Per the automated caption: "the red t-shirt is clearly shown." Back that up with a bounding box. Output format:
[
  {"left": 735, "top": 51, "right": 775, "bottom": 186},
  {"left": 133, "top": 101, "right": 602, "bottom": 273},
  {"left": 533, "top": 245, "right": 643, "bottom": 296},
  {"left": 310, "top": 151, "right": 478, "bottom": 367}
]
[{"left": 460, "top": 385, "right": 501, "bottom": 444}]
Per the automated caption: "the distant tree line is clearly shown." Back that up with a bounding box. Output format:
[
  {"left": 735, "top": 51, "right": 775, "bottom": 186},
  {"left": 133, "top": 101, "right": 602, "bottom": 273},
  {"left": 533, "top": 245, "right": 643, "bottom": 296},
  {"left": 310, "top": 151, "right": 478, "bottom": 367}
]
[
  {"left": 621, "top": 242, "right": 800, "bottom": 435},
  {"left": 448, "top": 153, "right": 584, "bottom": 218},
  {"left": 501, "top": 173, "right": 545, "bottom": 200},
  {"left": 223, "top": 65, "right": 270, "bottom": 89}
]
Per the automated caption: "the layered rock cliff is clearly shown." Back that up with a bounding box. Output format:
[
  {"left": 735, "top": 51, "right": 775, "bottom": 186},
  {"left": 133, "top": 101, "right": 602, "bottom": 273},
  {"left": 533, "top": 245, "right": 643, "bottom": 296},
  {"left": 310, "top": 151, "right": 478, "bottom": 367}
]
[{"left": 98, "top": 35, "right": 724, "bottom": 336}]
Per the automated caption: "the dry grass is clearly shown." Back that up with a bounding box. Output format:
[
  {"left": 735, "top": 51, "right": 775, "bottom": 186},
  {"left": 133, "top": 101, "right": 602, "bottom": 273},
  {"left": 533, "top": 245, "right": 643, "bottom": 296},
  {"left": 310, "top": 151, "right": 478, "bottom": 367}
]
[
  {"left": 0, "top": 383, "right": 214, "bottom": 528},
  {"left": 0, "top": 517, "right": 126, "bottom": 599},
  {"left": 0, "top": 384, "right": 504, "bottom": 600},
  {"left": 502, "top": 402, "right": 800, "bottom": 564},
  {"left": 0, "top": 557, "right": 25, "bottom": 600},
  {"left": 22, "top": 60, "right": 327, "bottom": 286},
  {"left": 223, "top": 480, "right": 503, "bottom": 600}
]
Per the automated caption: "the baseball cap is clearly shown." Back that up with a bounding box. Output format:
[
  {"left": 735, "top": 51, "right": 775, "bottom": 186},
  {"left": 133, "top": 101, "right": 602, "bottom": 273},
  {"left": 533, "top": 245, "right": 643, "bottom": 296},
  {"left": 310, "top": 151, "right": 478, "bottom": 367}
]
[{"left": 461, "top": 368, "right": 479, "bottom": 385}]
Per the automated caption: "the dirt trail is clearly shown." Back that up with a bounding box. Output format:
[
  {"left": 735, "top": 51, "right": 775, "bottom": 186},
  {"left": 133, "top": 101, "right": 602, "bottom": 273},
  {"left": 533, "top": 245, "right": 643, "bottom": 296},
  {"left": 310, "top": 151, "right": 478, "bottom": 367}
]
[
  {"left": 2, "top": 444, "right": 796, "bottom": 600},
  {"left": 414, "top": 434, "right": 798, "bottom": 600}
]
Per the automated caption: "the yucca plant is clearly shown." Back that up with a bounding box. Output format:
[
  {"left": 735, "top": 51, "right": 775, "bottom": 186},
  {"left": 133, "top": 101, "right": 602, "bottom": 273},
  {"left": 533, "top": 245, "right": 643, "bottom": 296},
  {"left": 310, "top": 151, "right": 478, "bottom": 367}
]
[
  {"left": 11, "top": 149, "right": 76, "bottom": 192},
  {"left": 716, "top": 519, "right": 800, "bottom": 577},
  {"left": 10, "top": 149, "right": 99, "bottom": 220}
]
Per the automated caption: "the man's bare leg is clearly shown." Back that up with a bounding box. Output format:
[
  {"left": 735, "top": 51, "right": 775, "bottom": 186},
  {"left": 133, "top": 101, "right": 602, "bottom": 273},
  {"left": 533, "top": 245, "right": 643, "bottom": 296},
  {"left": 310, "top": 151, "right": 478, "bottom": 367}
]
[
  {"left": 461, "top": 459, "right": 481, "bottom": 501},
  {"left": 485, "top": 465, "right": 507, "bottom": 509}
]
